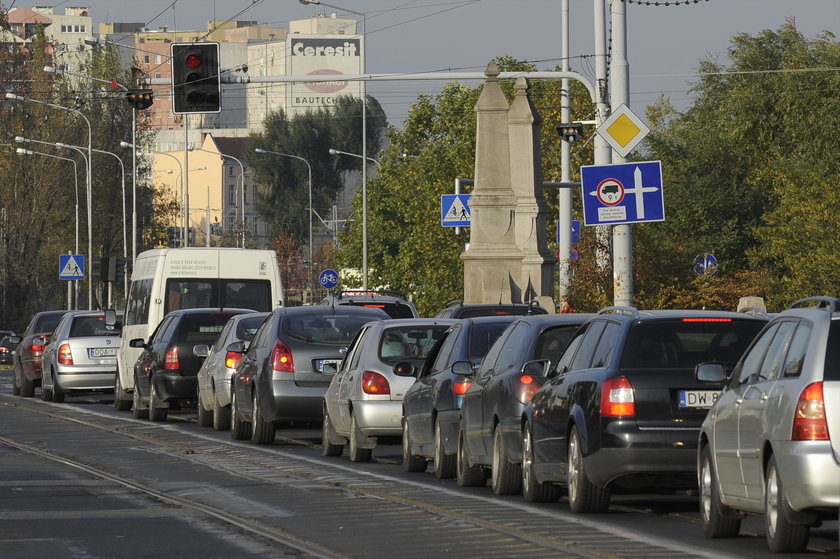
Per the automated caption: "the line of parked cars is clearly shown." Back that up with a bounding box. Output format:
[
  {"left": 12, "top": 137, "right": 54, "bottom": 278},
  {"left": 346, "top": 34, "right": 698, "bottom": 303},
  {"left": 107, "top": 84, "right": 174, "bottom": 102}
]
[{"left": 7, "top": 293, "right": 838, "bottom": 553}]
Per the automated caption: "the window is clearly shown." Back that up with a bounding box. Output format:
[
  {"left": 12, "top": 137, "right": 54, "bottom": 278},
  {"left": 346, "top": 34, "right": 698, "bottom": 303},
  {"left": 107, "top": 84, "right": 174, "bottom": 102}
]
[
  {"left": 253, "top": 184, "right": 258, "bottom": 203},
  {"left": 228, "top": 185, "right": 234, "bottom": 205},
  {"left": 569, "top": 321, "right": 607, "bottom": 371},
  {"left": 492, "top": 322, "right": 533, "bottom": 376},
  {"left": 228, "top": 166, "right": 234, "bottom": 177},
  {"left": 761, "top": 321, "right": 796, "bottom": 381},
  {"left": 228, "top": 216, "right": 236, "bottom": 230},
  {"left": 429, "top": 327, "right": 459, "bottom": 375},
  {"left": 125, "top": 278, "right": 154, "bottom": 326},
  {"left": 536, "top": 324, "right": 580, "bottom": 365},
  {"left": 144, "top": 55, "right": 150, "bottom": 64},
  {"left": 155, "top": 73, "right": 161, "bottom": 79},
  {"left": 783, "top": 322, "right": 811, "bottom": 378},
  {"left": 252, "top": 221, "right": 258, "bottom": 236},
  {"left": 590, "top": 322, "right": 620, "bottom": 368},
  {"left": 155, "top": 55, "right": 162, "bottom": 64},
  {"left": 735, "top": 323, "right": 778, "bottom": 386}
]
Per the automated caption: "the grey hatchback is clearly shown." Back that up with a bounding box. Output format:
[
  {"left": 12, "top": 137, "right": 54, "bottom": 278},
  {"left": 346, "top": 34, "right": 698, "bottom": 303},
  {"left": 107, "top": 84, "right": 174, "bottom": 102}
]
[{"left": 697, "top": 296, "right": 840, "bottom": 553}]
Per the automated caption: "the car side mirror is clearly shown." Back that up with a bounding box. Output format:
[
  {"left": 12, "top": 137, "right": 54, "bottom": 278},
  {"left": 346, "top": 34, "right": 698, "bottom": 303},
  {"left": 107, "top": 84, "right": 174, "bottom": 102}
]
[
  {"left": 33, "top": 336, "right": 46, "bottom": 346},
  {"left": 129, "top": 338, "right": 146, "bottom": 349},
  {"left": 451, "top": 361, "right": 473, "bottom": 376},
  {"left": 193, "top": 344, "right": 210, "bottom": 358},
  {"left": 226, "top": 341, "right": 245, "bottom": 354},
  {"left": 696, "top": 362, "right": 726, "bottom": 383},
  {"left": 522, "top": 359, "right": 550, "bottom": 378},
  {"left": 393, "top": 361, "right": 416, "bottom": 377},
  {"left": 8, "top": 335, "right": 21, "bottom": 345}
]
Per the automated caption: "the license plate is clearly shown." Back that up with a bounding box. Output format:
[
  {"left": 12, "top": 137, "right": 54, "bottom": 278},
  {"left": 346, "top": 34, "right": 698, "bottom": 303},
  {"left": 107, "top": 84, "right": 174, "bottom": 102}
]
[
  {"left": 89, "top": 347, "right": 118, "bottom": 358},
  {"left": 318, "top": 359, "right": 339, "bottom": 372},
  {"left": 678, "top": 390, "right": 719, "bottom": 409}
]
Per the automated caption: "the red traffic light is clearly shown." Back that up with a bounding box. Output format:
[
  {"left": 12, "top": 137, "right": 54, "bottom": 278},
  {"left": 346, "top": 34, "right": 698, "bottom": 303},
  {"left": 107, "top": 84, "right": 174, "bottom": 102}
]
[{"left": 185, "top": 53, "right": 202, "bottom": 68}]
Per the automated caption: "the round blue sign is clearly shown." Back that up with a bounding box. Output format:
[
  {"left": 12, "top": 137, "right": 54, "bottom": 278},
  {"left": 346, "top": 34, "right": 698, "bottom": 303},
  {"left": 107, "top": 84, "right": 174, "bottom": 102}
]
[
  {"left": 319, "top": 269, "right": 339, "bottom": 289},
  {"left": 693, "top": 253, "right": 717, "bottom": 276}
]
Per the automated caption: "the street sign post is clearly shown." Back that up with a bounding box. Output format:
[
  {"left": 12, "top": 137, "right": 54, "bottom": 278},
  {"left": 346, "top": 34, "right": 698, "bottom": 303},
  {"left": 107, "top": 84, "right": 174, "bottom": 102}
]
[
  {"left": 580, "top": 161, "right": 664, "bottom": 226},
  {"left": 59, "top": 254, "right": 85, "bottom": 280},
  {"left": 441, "top": 194, "right": 471, "bottom": 227}
]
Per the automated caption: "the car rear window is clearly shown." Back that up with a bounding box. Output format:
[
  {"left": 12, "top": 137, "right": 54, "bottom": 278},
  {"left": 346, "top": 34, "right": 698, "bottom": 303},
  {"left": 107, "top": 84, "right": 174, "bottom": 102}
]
[
  {"left": 380, "top": 325, "right": 451, "bottom": 362},
  {"left": 467, "top": 322, "right": 513, "bottom": 362},
  {"left": 178, "top": 313, "right": 240, "bottom": 344},
  {"left": 34, "top": 313, "right": 63, "bottom": 334},
  {"left": 234, "top": 315, "right": 266, "bottom": 341},
  {"left": 70, "top": 316, "right": 121, "bottom": 337},
  {"left": 454, "top": 306, "right": 548, "bottom": 319},
  {"left": 824, "top": 320, "right": 840, "bottom": 381},
  {"left": 342, "top": 301, "right": 416, "bottom": 319},
  {"left": 284, "top": 313, "right": 380, "bottom": 344},
  {"left": 621, "top": 319, "right": 764, "bottom": 370}
]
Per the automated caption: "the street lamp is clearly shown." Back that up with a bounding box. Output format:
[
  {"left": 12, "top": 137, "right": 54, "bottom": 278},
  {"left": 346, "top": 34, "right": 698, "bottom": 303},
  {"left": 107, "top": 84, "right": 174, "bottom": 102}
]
[
  {"left": 188, "top": 147, "right": 247, "bottom": 247},
  {"left": 16, "top": 147, "right": 80, "bottom": 309},
  {"left": 328, "top": 148, "right": 380, "bottom": 168},
  {"left": 255, "top": 148, "right": 313, "bottom": 302},
  {"left": 300, "top": 0, "right": 367, "bottom": 289},
  {"left": 7, "top": 92, "right": 94, "bottom": 309}
]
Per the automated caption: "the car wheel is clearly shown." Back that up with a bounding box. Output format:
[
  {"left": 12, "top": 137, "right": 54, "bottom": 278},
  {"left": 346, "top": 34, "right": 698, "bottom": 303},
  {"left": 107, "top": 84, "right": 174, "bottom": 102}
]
[
  {"left": 213, "top": 395, "right": 231, "bottom": 431},
  {"left": 349, "top": 414, "right": 372, "bottom": 463},
  {"left": 114, "top": 374, "right": 132, "bottom": 411},
  {"left": 52, "top": 381, "right": 65, "bottom": 403},
  {"left": 20, "top": 371, "right": 35, "bottom": 398},
  {"left": 402, "top": 420, "right": 426, "bottom": 472},
  {"left": 765, "top": 455, "right": 809, "bottom": 552},
  {"left": 132, "top": 376, "right": 148, "bottom": 419},
  {"left": 456, "top": 424, "right": 484, "bottom": 487},
  {"left": 433, "top": 419, "right": 456, "bottom": 479},
  {"left": 491, "top": 426, "right": 522, "bottom": 495},
  {"left": 196, "top": 387, "right": 213, "bottom": 428},
  {"left": 522, "top": 425, "right": 560, "bottom": 502},
  {"left": 40, "top": 370, "right": 53, "bottom": 401},
  {"left": 699, "top": 444, "right": 741, "bottom": 538},
  {"left": 567, "top": 427, "right": 610, "bottom": 513},
  {"left": 148, "top": 377, "right": 168, "bottom": 422},
  {"left": 229, "top": 389, "right": 251, "bottom": 441},
  {"left": 321, "top": 408, "right": 344, "bottom": 457},
  {"left": 251, "top": 390, "right": 276, "bottom": 445}
]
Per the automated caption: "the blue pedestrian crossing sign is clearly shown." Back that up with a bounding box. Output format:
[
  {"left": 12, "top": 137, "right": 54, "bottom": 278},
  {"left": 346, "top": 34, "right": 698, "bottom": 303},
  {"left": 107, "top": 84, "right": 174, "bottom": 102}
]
[
  {"left": 441, "top": 194, "right": 471, "bottom": 227},
  {"left": 580, "top": 161, "right": 664, "bottom": 226},
  {"left": 59, "top": 254, "right": 85, "bottom": 280}
]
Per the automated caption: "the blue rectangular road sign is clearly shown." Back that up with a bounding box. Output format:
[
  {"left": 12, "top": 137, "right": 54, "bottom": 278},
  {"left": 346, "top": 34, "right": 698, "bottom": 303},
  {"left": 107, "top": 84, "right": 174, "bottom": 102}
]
[
  {"left": 441, "top": 194, "right": 471, "bottom": 227},
  {"left": 59, "top": 254, "right": 85, "bottom": 280},
  {"left": 580, "top": 161, "right": 664, "bottom": 226}
]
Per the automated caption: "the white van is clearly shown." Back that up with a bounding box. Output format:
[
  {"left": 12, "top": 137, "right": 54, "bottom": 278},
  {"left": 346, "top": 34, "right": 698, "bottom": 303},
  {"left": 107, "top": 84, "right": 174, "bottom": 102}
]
[{"left": 114, "top": 247, "right": 284, "bottom": 410}]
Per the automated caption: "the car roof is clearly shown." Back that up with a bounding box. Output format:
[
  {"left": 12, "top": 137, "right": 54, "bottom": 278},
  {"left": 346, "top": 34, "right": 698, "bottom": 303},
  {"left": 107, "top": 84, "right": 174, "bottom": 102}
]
[
  {"left": 365, "top": 318, "right": 459, "bottom": 329},
  {"left": 280, "top": 304, "right": 390, "bottom": 316},
  {"left": 595, "top": 307, "right": 768, "bottom": 322}
]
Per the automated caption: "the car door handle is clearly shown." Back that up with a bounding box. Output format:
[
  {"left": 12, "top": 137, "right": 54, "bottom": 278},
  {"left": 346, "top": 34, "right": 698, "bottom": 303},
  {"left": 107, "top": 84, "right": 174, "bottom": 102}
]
[
  {"left": 760, "top": 393, "right": 769, "bottom": 401},
  {"left": 735, "top": 398, "right": 743, "bottom": 405}
]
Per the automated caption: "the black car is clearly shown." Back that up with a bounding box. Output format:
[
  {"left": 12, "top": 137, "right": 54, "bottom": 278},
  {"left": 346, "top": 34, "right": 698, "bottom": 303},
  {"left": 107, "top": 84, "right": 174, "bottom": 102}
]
[
  {"left": 320, "top": 290, "right": 418, "bottom": 319},
  {"left": 435, "top": 300, "right": 548, "bottom": 319},
  {"left": 0, "top": 335, "right": 18, "bottom": 365},
  {"left": 457, "top": 313, "right": 592, "bottom": 494},
  {"left": 130, "top": 308, "right": 253, "bottom": 422},
  {"left": 522, "top": 307, "right": 766, "bottom": 511},
  {"left": 402, "top": 315, "right": 518, "bottom": 478},
  {"left": 229, "top": 305, "right": 390, "bottom": 444}
]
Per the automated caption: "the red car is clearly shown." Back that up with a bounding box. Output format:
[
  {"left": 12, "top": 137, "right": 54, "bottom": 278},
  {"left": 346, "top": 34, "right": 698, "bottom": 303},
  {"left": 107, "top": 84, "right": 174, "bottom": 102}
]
[{"left": 12, "top": 310, "right": 68, "bottom": 397}]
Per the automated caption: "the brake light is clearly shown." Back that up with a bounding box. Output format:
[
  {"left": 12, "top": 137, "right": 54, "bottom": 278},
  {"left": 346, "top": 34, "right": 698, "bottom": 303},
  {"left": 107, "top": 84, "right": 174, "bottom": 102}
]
[
  {"left": 363, "top": 304, "right": 385, "bottom": 309},
  {"left": 600, "top": 376, "right": 635, "bottom": 417},
  {"left": 792, "top": 382, "right": 829, "bottom": 441},
  {"left": 270, "top": 339, "right": 294, "bottom": 373},
  {"left": 452, "top": 379, "right": 472, "bottom": 395},
  {"left": 513, "top": 373, "right": 542, "bottom": 404},
  {"left": 224, "top": 351, "right": 243, "bottom": 369},
  {"left": 164, "top": 346, "right": 180, "bottom": 370},
  {"left": 681, "top": 318, "right": 732, "bottom": 323},
  {"left": 58, "top": 343, "right": 73, "bottom": 365},
  {"left": 362, "top": 370, "right": 390, "bottom": 394}
]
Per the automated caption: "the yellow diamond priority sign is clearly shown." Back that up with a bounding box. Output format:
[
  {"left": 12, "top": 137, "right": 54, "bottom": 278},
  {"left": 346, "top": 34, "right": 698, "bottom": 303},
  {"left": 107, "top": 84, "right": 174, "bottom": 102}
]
[{"left": 596, "top": 104, "right": 650, "bottom": 158}]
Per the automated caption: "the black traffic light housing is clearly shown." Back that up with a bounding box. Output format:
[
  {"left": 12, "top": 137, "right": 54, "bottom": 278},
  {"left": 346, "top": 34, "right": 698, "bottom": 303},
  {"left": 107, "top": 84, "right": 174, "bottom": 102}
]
[
  {"left": 97, "top": 257, "right": 116, "bottom": 283},
  {"left": 171, "top": 42, "right": 221, "bottom": 114},
  {"left": 126, "top": 89, "right": 154, "bottom": 110}
]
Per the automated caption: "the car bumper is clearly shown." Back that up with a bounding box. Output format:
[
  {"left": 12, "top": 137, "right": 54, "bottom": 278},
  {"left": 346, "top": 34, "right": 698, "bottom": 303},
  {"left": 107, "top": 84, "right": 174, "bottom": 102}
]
[
  {"left": 55, "top": 367, "right": 116, "bottom": 391},
  {"left": 773, "top": 440, "right": 840, "bottom": 511},
  {"left": 153, "top": 373, "right": 197, "bottom": 402},
  {"left": 262, "top": 379, "right": 327, "bottom": 422},
  {"left": 353, "top": 400, "right": 403, "bottom": 436}
]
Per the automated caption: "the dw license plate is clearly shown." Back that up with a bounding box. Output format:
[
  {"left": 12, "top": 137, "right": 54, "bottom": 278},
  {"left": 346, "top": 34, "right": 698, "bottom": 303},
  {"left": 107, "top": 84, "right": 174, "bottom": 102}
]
[
  {"left": 89, "top": 347, "right": 118, "bottom": 358},
  {"left": 678, "top": 390, "right": 720, "bottom": 409}
]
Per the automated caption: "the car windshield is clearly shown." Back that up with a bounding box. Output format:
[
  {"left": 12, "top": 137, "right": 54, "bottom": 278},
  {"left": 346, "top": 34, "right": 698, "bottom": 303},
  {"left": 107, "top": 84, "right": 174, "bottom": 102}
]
[
  {"left": 69, "top": 316, "right": 121, "bottom": 337},
  {"left": 284, "top": 313, "right": 378, "bottom": 344},
  {"left": 379, "top": 325, "right": 451, "bottom": 362},
  {"left": 621, "top": 319, "right": 764, "bottom": 370}
]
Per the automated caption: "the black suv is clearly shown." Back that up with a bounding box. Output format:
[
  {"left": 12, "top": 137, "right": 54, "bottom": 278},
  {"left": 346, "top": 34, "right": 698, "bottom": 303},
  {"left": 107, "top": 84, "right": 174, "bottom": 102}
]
[
  {"left": 320, "top": 290, "right": 418, "bottom": 319},
  {"left": 521, "top": 307, "right": 767, "bottom": 510},
  {"left": 435, "top": 300, "right": 548, "bottom": 319}
]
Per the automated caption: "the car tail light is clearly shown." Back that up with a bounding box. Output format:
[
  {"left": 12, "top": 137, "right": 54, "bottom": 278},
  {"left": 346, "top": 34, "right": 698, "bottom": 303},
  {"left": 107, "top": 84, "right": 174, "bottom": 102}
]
[
  {"left": 362, "top": 370, "right": 390, "bottom": 394},
  {"left": 681, "top": 318, "right": 733, "bottom": 323},
  {"left": 452, "top": 379, "right": 472, "bottom": 395},
  {"left": 270, "top": 339, "right": 294, "bottom": 373},
  {"left": 600, "top": 376, "right": 635, "bottom": 417},
  {"left": 58, "top": 343, "right": 73, "bottom": 365},
  {"left": 792, "top": 382, "right": 829, "bottom": 441},
  {"left": 224, "top": 351, "right": 243, "bottom": 369},
  {"left": 164, "top": 346, "right": 180, "bottom": 370},
  {"left": 513, "top": 373, "right": 542, "bottom": 404}
]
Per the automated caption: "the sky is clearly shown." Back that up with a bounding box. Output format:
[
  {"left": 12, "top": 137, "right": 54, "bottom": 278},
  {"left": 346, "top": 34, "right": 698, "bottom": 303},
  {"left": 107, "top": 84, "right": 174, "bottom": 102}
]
[{"left": 10, "top": 0, "right": 840, "bottom": 126}]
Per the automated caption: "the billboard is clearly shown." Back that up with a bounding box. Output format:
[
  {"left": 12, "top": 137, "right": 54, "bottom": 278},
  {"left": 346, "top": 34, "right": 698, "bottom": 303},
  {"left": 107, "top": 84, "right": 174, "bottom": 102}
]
[{"left": 289, "top": 37, "right": 362, "bottom": 110}]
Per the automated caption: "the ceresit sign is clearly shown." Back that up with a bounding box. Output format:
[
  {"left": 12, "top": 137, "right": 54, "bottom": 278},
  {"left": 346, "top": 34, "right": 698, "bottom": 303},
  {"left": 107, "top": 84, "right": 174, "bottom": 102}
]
[{"left": 289, "top": 37, "right": 362, "bottom": 111}]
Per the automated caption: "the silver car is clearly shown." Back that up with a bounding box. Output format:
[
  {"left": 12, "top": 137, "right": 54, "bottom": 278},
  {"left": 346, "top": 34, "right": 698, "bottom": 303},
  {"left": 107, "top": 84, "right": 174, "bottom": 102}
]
[
  {"left": 322, "top": 318, "right": 457, "bottom": 462},
  {"left": 195, "top": 312, "right": 268, "bottom": 430},
  {"left": 39, "top": 310, "right": 123, "bottom": 402},
  {"left": 697, "top": 296, "right": 840, "bottom": 553}
]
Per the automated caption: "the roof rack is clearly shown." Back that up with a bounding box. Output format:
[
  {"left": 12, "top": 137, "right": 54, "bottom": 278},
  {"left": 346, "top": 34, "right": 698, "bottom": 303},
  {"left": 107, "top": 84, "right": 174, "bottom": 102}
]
[
  {"left": 338, "top": 290, "right": 407, "bottom": 300},
  {"left": 738, "top": 306, "right": 771, "bottom": 319},
  {"left": 598, "top": 305, "right": 640, "bottom": 318},
  {"left": 444, "top": 299, "right": 463, "bottom": 308},
  {"left": 789, "top": 296, "right": 840, "bottom": 312}
]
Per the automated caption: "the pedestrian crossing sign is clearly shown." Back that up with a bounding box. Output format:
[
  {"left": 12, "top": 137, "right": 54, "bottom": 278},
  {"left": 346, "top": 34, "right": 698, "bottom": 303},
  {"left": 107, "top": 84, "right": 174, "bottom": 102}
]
[
  {"left": 441, "top": 194, "right": 471, "bottom": 227},
  {"left": 59, "top": 254, "right": 85, "bottom": 280}
]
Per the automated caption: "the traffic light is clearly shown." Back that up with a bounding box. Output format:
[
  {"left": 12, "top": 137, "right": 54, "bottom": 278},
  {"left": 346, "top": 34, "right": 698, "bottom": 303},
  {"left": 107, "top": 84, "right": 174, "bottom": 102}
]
[
  {"left": 126, "top": 89, "right": 154, "bottom": 110},
  {"left": 115, "top": 258, "right": 127, "bottom": 280},
  {"left": 167, "top": 227, "right": 181, "bottom": 248},
  {"left": 171, "top": 42, "right": 221, "bottom": 114},
  {"left": 97, "top": 257, "right": 116, "bottom": 282}
]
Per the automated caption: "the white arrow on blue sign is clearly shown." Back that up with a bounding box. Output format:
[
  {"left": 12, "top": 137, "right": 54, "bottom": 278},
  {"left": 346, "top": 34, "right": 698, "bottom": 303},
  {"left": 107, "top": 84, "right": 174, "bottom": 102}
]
[
  {"left": 59, "top": 254, "right": 85, "bottom": 280},
  {"left": 441, "top": 194, "right": 471, "bottom": 227},
  {"left": 580, "top": 161, "right": 664, "bottom": 226}
]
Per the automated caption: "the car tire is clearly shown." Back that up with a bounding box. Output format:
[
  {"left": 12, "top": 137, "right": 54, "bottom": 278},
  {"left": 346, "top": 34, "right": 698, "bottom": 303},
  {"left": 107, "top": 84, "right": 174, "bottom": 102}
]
[
  {"left": 213, "top": 395, "right": 231, "bottom": 431},
  {"left": 114, "top": 375, "right": 132, "bottom": 411},
  {"left": 132, "top": 376, "right": 148, "bottom": 419},
  {"left": 20, "top": 371, "right": 35, "bottom": 398},
  {"left": 567, "top": 427, "right": 610, "bottom": 513},
  {"left": 349, "top": 414, "right": 372, "bottom": 463},
  {"left": 402, "top": 420, "right": 426, "bottom": 472},
  {"left": 765, "top": 455, "right": 809, "bottom": 552},
  {"left": 699, "top": 444, "right": 741, "bottom": 538},
  {"left": 148, "top": 377, "right": 168, "bottom": 422},
  {"left": 197, "top": 388, "right": 213, "bottom": 428},
  {"left": 40, "top": 370, "right": 53, "bottom": 401},
  {"left": 251, "top": 391, "right": 276, "bottom": 445},
  {"left": 522, "top": 425, "right": 560, "bottom": 502},
  {"left": 456, "top": 425, "right": 484, "bottom": 487},
  {"left": 433, "top": 419, "right": 456, "bottom": 479},
  {"left": 52, "top": 384, "right": 65, "bottom": 403},
  {"left": 492, "top": 426, "right": 522, "bottom": 495},
  {"left": 321, "top": 409, "right": 344, "bottom": 457},
  {"left": 229, "top": 389, "right": 251, "bottom": 441}
]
